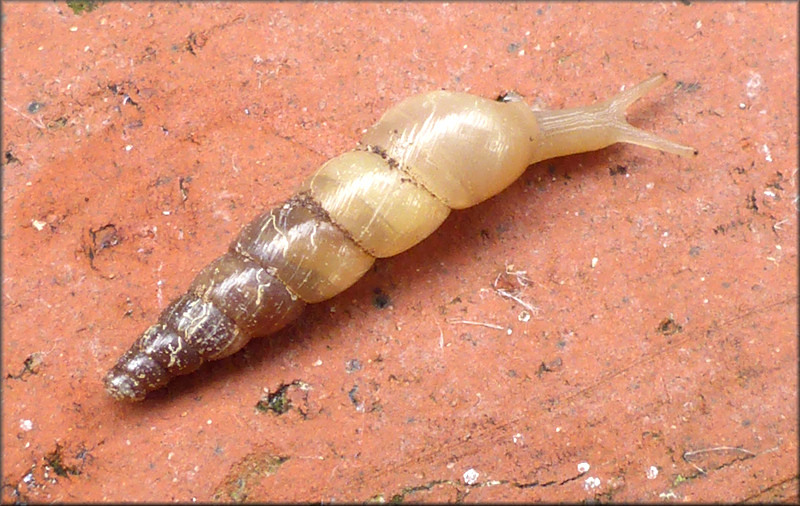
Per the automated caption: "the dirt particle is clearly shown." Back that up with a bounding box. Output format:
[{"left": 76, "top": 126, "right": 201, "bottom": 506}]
[
  {"left": 44, "top": 444, "right": 81, "bottom": 478},
  {"left": 66, "top": 0, "right": 99, "bottom": 15},
  {"left": 255, "top": 380, "right": 310, "bottom": 416},
  {"left": 675, "top": 81, "right": 701, "bottom": 93},
  {"left": 256, "top": 386, "right": 291, "bottom": 415},
  {"left": 345, "top": 358, "right": 362, "bottom": 373},
  {"left": 46, "top": 117, "right": 68, "bottom": 130},
  {"left": 213, "top": 451, "right": 288, "bottom": 502},
  {"left": 27, "top": 101, "right": 45, "bottom": 114},
  {"left": 537, "top": 357, "right": 563, "bottom": 376},
  {"left": 372, "top": 288, "right": 390, "bottom": 309},
  {"left": 745, "top": 190, "right": 758, "bottom": 211},
  {"left": 91, "top": 224, "right": 121, "bottom": 251},
  {"left": 657, "top": 316, "right": 683, "bottom": 336},
  {"left": 6, "top": 353, "right": 44, "bottom": 380},
  {"left": 4, "top": 151, "right": 21, "bottom": 165}
]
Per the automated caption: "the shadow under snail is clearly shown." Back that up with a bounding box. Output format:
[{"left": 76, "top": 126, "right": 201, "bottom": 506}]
[{"left": 104, "top": 72, "right": 697, "bottom": 401}]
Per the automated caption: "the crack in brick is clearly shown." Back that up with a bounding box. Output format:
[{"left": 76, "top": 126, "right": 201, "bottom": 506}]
[
  {"left": 741, "top": 474, "right": 799, "bottom": 502},
  {"left": 5, "top": 353, "right": 43, "bottom": 381},
  {"left": 382, "top": 471, "right": 588, "bottom": 503}
]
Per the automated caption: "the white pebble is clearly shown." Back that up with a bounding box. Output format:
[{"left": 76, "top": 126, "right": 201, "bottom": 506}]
[
  {"left": 584, "top": 476, "right": 601, "bottom": 490},
  {"left": 462, "top": 468, "right": 479, "bottom": 485}
]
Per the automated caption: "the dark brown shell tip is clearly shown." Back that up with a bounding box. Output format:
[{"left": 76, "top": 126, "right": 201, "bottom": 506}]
[{"left": 104, "top": 371, "right": 146, "bottom": 402}]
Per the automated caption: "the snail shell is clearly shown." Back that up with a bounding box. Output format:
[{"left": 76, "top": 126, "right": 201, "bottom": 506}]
[{"left": 104, "top": 73, "right": 695, "bottom": 401}]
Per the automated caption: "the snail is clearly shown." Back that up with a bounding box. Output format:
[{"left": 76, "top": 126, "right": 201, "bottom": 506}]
[{"left": 104, "top": 73, "right": 696, "bottom": 401}]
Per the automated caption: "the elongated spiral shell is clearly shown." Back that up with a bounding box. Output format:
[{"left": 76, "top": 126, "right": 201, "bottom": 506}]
[{"left": 105, "top": 74, "right": 695, "bottom": 401}]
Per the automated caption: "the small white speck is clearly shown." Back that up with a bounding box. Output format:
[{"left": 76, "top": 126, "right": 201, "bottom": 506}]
[
  {"left": 207, "top": 419, "right": 212, "bottom": 425},
  {"left": 525, "top": 30, "right": 530, "bottom": 36},
  {"left": 703, "top": 299, "right": 709, "bottom": 304},
  {"left": 591, "top": 257, "right": 598, "bottom": 268},
  {"left": 584, "top": 476, "right": 601, "bottom": 490},
  {"left": 32, "top": 220, "right": 46, "bottom": 231},
  {"left": 762, "top": 144, "right": 773, "bottom": 162},
  {"left": 578, "top": 462, "right": 590, "bottom": 473},
  {"left": 125, "top": 145, "right": 133, "bottom": 151},
  {"left": 646, "top": 465, "right": 659, "bottom": 479},
  {"left": 23, "top": 473, "right": 35, "bottom": 485},
  {"left": 555, "top": 426, "right": 562, "bottom": 432},
  {"left": 518, "top": 49, "right": 525, "bottom": 56},
  {"left": 162, "top": 210, "right": 171, "bottom": 216},
  {"left": 168, "top": 452, "right": 174, "bottom": 460},
  {"left": 84, "top": 45, "right": 90, "bottom": 52},
  {"left": 506, "top": 327, "right": 512, "bottom": 335},
  {"left": 70, "top": 26, "right": 78, "bottom": 32},
  {"left": 746, "top": 73, "right": 762, "bottom": 98},
  {"left": 518, "top": 311, "right": 531, "bottom": 322},
  {"left": 512, "top": 433, "right": 524, "bottom": 445},
  {"left": 534, "top": 44, "right": 541, "bottom": 51},
  {"left": 646, "top": 182, "right": 655, "bottom": 190},
  {"left": 313, "top": 359, "right": 323, "bottom": 366},
  {"left": 695, "top": 20, "right": 702, "bottom": 29},
  {"left": 126, "top": 440, "right": 131, "bottom": 445},
  {"left": 463, "top": 468, "right": 479, "bottom": 485},
  {"left": 739, "top": 103, "right": 746, "bottom": 109},
  {"left": 764, "top": 190, "right": 776, "bottom": 198},
  {"left": 20, "top": 419, "right": 33, "bottom": 431}
]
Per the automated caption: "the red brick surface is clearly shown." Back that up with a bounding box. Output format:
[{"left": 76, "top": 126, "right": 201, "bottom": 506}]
[{"left": 2, "top": 2, "right": 797, "bottom": 502}]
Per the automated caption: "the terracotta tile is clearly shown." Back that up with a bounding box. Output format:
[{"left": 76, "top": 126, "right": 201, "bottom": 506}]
[{"left": 2, "top": 2, "right": 796, "bottom": 502}]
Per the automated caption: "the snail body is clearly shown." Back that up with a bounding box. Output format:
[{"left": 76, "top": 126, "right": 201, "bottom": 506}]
[{"left": 105, "top": 73, "right": 696, "bottom": 401}]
